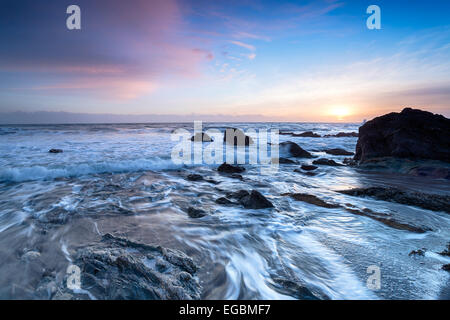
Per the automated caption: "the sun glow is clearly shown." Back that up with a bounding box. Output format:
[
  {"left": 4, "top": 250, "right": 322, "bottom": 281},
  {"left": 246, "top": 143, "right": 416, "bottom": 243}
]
[{"left": 328, "top": 106, "right": 352, "bottom": 120}]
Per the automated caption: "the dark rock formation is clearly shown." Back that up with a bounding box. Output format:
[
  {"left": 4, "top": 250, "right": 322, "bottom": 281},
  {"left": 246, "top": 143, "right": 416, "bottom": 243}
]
[
  {"left": 223, "top": 128, "right": 253, "bottom": 146},
  {"left": 226, "top": 190, "right": 274, "bottom": 209},
  {"left": 283, "top": 193, "right": 340, "bottom": 208},
  {"left": 278, "top": 157, "right": 298, "bottom": 164},
  {"left": 312, "top": 158, "right": 343, "bottom": 166},
  {"left": 55, "top": 233, "right": 201, "bottom": 300},
  {"left": 438, "top": 243, "right": 450, "bottom": 257},
  {"left": 215, "top": 197, "right": 234, "bottom": 205},
  {"left": 292, "top": 131, "right": 321, "bottom": 138},
  {"left": 187, "top": 207, "right": 207, "bottom": 218},
  {"left": 186, "top": 174, "right": 203, "bottom": 181},
  {"left": 408, "top": 166, "right": 450, "bottom": 180},
  {"left": 190, "top": 132, "right": 213, "bottom": 142},
  {"left": 409, "top": 249, "right": 426, "bottom": 257},
  {"left": 294, "top": 169, "right": 316, "bottom": 176},
  {"left": 271, "top": 278, "right": 326, "bottom": 300},
  {"left": 217, "top": 163, "right": 245, "bottom": 174},
  {"left": 279, "top": 141, "right": 313, "bottom": 158},
  {"left": 325, "top": 132, "right": 358, "bottom": 138},
  {"left": 301, "top": 165, "right": 318, "bottom": 171},
  {"left": 354, "top": 108, "right": 450, "bottom": 163},
  {"left": 49, "top": 149, "right": 63, "bottom": 153},
  {"left": 337, "top": 187, "right": 450, "bottom": 214},
  {"left": 442, "top": 264, "right": 450, "bottom": 271},
  {"left": 324, "top": 148, "right": 354, "bottom": 156}
]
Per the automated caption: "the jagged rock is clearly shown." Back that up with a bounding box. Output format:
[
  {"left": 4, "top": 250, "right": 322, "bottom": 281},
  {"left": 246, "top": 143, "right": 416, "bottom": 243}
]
[
  {"left": 217, "top": 163, "right": 245, "bottom": 174},
  {"left": 49, "top": 149, "right": 63, "bottom": 153},
  {"left": 409, "top": 249, "right": 426, "bottom": 256},
  {"left": 312, "top": 158, "right": 343, "bottom": 166},
  {"left": 215, "top": 197, "right": 234, "bottom": 205},
  {"left": 278, "top": 157, "right": 297, "bottom": 164},
  {"left": 292, "top": 131, "right": 321, "bottom": 138},
  {"left": 355, "top": 108, "right": 450, "bottom": 163},
  {"left": 187, "top": 207, "right": 207, "bottom": 218},
  {"left": 190, "top": 132, "right": 213, "bottom": 142},
  {"left": 283, "top": 193, "right": 340, "bottom": 208},
  {"left": 279, "top": 141, "right": 313, "bottom": 158},
  {"left": 226, "top": 190, "right": 274, "bottom": 209},
  {"left": 54, "top": 233, "right": 201, "bottom": 300},
  {"left": 223, "top": 128, "right": 253, "bottom": 146},
  {"left": 186, "top": 174, "right": 203, "bottom": 181},
  {"left": 300, "top": 165, "right": 318, "bottom": 171},
  {"left": 324, "top": 148, "right": 354, "bottom": 156},
  {"left": 325, "top": 132, "right": 358, "bottom": 138},
  {"left": 337, "top": 187, "right": 450, "bottom": 214}
]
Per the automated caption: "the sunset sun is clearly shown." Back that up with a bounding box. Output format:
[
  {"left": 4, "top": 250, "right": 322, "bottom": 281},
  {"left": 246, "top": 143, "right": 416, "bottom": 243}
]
[{"left": 329, "top": 106, "right": 352, "bottom": 120}]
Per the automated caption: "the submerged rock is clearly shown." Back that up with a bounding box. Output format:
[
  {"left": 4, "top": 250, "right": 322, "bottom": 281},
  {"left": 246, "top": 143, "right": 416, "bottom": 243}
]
[
  {"left": 408, "top": 166, "right": 450, "bottom": 180},
  {"left": 325, "top": 132, "right": 358, "bottom": 138},
  {"left": 217, "top": 163, "right": 245, "bottom": 174},
  {"left": 226, "top": 190, "right": 274, "bottom": 209},
  {"left": 49, "top": 149, "right": 63, "bottom": 153},
  {"left": 279, "top": 141, "right": 313, "bottom": 158},
  {"left": 283, "top": 193, "right": 340, "bottom": 208},
  {"left": 324, "top": 148, "right": 354, "bottom": 156},
  {"left": 337, "top": 187, "right": 450, "bottom": 214},
  {"left": 292, "top": 131, "right": 321, "bottom": 138},
  {"left": 215, "top": 197, "right": 234, "bottom": 205},
  {"left": 278, "top": 157, "right": 298, "bottom": 164},
  {"left": 409, "top": 249, "right": 426, "bottom": 257},
  {"left": 312, "top": 158, "right": 343, "bottom": 166},
  {"left": 186, "top": 174, "right": 203, "bottom": 181},
  {"left": 354, "top": 108, "right": 450, "bottom": 163},
  {"left": 271, "top": 278, "right": 326, "bottom": 300},
  {"left": 443, "top": 264, "right": 450, "bottom": 272},
  {"left": 223, "top": 128, "right": 253, "bottom": 146},
  {"left": 438, "top": 243, "right": 450, "bottom": 257},
  {"left": 187, "top": 207, "right": 207, "bottom": 218},
  {"left": 55, "top": 233, "right": 201, "bottom": 300}
]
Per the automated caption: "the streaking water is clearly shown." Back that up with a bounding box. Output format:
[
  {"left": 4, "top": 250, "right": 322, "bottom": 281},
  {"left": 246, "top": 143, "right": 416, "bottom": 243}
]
[{"left": 0, "top": 123, "right": 449, "bottom": 299}]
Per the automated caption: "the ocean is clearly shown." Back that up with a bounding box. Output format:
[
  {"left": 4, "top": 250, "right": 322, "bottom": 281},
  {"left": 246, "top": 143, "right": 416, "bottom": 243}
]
[{"left": 0, "top": 122, "right": 449, "bottom": 299}]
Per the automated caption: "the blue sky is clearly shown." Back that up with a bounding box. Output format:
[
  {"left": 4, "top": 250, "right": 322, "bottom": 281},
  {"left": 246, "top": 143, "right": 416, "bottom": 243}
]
[{"left": 0, "top": 0, "right": 449, "bottom": 122}]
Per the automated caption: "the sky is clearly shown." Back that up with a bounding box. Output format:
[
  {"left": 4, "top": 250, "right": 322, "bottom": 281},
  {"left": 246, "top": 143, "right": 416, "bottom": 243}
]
[{"left": 0, "top": 0, "right": 449, "bottom": 123}]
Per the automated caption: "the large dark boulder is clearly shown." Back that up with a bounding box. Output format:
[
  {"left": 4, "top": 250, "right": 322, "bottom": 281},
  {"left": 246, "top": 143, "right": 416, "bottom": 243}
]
[
  {"left": 279, "top": 141, "right": 313, "bottom": 158},
  {"left": 355, "top": 108, "right": 450, "bottom": 163}
]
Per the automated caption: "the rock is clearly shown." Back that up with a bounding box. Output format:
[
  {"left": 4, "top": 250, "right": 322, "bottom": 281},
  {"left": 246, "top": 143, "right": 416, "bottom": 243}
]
[
  {"left": 325, "top": 132, "right": 358, "bottom": 138},
  {"left": 278, "top": 157, "right": 297, "bottom": 164},
  {"left": 344, "top": 207, "right": 428, "bottom": 233},
  {"left": 226, "top": 190, "right": 274, "bottom": 209},
  {"left": 215, "top": 197, "right": 234, "bottom": 205},
  {"left": 271, "top": 278, "right": 326, "bottom": 300},
  {"left": 21, "top": 251, "right": 41, "bottom": 262},
  {"left": 337, "top": 187, "right": 450, "bottom": 214},
  {"left": 292, "top": 131, "right": 321, "bottom": 138},
  {"left": 408, "top": 166, "right": 450, "bottom": 180},
  {"left": 223, "top": 128, "right": 253, "bottom": 146},
  {"left": 300, "top": 165, "right": 318, "bottom": 171},
  {"left": 284, "top": 193, "right": 340, "bottom": 208},
  {"left": 312, "top": 158, "right": 343, "bottom": 166},
  {"left": 55, "top": 233, "right": 201, "bottom": 300},
  {"left": 354, "top": 108, "right": 450, "bottom": 163},
  {"left": 49, "top": 149, "right": 63, "bottom": 153},
  {"left": 217, "top": 163, "right": 245, "bottom": 174},
  {"left": 279, "top": 141, "right": 313, "bottom": 158},
  {"left": 343, "top": 158, "right": 357, "bottom": 166},
  {"left": 438, "top": 243, "right": 450, "bottom": 257},
  {"left": 443, "top": 264, "right": 450, "bottom": 272},
  {"left": 324, "top": 148, "right": 354, "bottom": 156},
  {"left": 190, "top": 132, "right": 213, "bottom": 142},
  {"left": 240, "top": 190, "right": 274, "bottom": 209},
  {"left": 187, "top": 207, "right": 207, "bottom": 218},
  {"left": 409, "top": 249, "right": 426, "bottom": 256},
  {"left": 186, "top": 174, "right": 203, "bottom": 181}
]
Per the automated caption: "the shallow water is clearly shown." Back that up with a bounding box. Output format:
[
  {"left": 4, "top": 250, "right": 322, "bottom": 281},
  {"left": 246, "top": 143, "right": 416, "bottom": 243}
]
[{"left": 0, "top": 123, "right": 449, "bottom": 299}]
